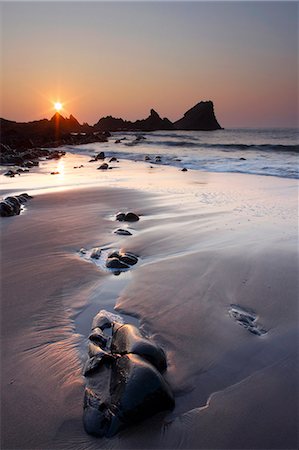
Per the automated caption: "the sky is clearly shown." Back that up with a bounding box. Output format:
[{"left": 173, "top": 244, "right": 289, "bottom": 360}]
[{"left": 1, "top": 1, "right": 298, "bottom": 128}]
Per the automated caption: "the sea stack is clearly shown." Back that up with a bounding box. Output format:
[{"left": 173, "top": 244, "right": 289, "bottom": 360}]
[{"left": 174, "top": 101, "right": 222, "bottom": 131}]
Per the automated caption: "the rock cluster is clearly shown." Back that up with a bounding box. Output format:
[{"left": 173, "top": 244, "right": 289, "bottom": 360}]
[
  {"left": 94, "top": 101, "right": 222, "bottom": 132},
  {"left": 83, "top": 310, "right": 174, "bottom": 437},
  {"left": 0, "top": 193, "right": 33, "bottom": 217},
  {"left": 106, "top": 250, "right": 138, "bottom": 270}
]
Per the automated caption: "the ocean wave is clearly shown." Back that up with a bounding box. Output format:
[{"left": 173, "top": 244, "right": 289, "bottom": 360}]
[{"left": 146, "top": 141, "right": 299, "bottom": 152}]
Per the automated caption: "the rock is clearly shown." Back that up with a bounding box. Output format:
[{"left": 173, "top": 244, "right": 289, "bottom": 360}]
[
  {"left": 0, "top": 193, "right": 32, "bottom": 217},
  {"left": 144, "top": 155, "right": 151, "bottom": 161},
  {"left": 111, "top": 324, "right": 167, "bottom": 373},
  {"left": 240, "top": 157, "right": 246, "bottom": 161},
  {"left": 115, "top": 139, "right": 122, "bottom": 144},
  {"left": 109, "top": 157, "right": 117, "bottom": 162},
  {"left": 118, "top": 253, "right": 138, "bottom": 266},
  {"left": 0, "top": 201, "right": 15, "bottom": 217},
  {"left": 116, "top": 212, "right": 126, "bottom": 221},
  {"left": 174, "top": 101, "right": 222, "bottom": 131},
  {"left": 83, "top": 312, "right": 174, "bottom": 437},
  {"left": 114, "top": 229, "right": 132, "bottom": 236},
  {"left": 50, "top": 171, "right": 59, "bottom": 175},
  {"left": 181, "top": 167, "right": 188, "bottom": 172},
  {"left": 89, "top": 327, "right": 109, "bottom": 347},
  {"left": 4, "top": 170, "right": 17, "bottom": 177},
  {"left": 5, "top": 197, "right": 21, "bottom": 215},
  {"left": 95, "top": 152, "right": 105, "bottom": 160},
  {"left": 124, "top": 212, "right": 139, "bottom": 222},
  {"left": 97, "top": 163, "right": 109, "bottom": 170},
  {"left": 106, "top": 258, "right": 130, "bottom": 270},
  {"left": 80, "top": 248, "right": 87, "bottom": 254},
  {"left": 90, "top": 248, "right": 102, "bottom": 259}
]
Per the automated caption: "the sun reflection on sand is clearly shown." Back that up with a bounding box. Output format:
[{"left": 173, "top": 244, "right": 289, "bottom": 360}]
[{"left": 57, "top": 159, "right": 65, "bottom": 178}]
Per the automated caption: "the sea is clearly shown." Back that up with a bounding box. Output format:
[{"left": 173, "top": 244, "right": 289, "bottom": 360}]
[{"left": 67, "top": 128, "right": 299, "bottom": 180}]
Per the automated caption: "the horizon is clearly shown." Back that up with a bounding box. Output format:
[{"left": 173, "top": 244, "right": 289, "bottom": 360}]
[
  {"left": 1, "top": 1, "right": 298, "bottom": 128},
  {"left": 1, "top": 107, "right": 298, "bottom": 131}
]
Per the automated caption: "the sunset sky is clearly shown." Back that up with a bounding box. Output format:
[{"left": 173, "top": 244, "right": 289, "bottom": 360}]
[{"left": 1, "top": 1, "right": 298, "bottom": 128}]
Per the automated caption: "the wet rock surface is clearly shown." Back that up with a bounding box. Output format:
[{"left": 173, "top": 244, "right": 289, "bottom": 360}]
[
  {"left": 106, "top": 250, "right": 138, "bottom": 270},
  {"left": 0, "top": 193, "right": 33, "bottom": 217},
  {"left": 114, "top": 229, "right": 132, "bottom": 236},
  {"left": 116, "top": 211, "right": 139, "bottom": 222},
  {"left": 229, "top": 304, "right": 267, "bottom": 336},
  {"left": 83, "top": 310, "right": 174, "bottom": 437}
]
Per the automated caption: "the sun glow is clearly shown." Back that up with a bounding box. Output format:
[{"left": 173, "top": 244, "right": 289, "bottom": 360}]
[{"left": 54, "top": 102, "right": 63, "bottom": 112}]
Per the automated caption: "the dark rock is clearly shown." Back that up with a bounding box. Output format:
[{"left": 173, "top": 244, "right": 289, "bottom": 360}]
[
  {"left": 111, "top": 324, "right": 167, "bottom": 373},
  {"left": 97, "top": 163, "right": 109, "bottom": 170},
  {"left": 0, "top": 192, "right": 33, "bottom": 217},
  {"left": 144, "top": 155, "right": 151, "bottom": 161},
  {"left": 5, "top": 196, "right": 21, "bottom": 214},
  {"left": 0, "top": 201, "right": 15, "bottom": 217},
  {"left": 109, "top": 157, "right": 117, "bottom": 162},
  {"left": 106, "top": 258, "right": 130, "bottom": 270},
  {"left": 114, "top": 229, "right": 132, "bottom": 236},
  {"left": 118, "top": 254, "right": 138, "bottom": 266},
  {"left": 124, "top": 212, "right": 139, "bottom": 222},
  {"left": 4, "top": 170, "right": 17, "bottom": 177},
  {"left": 116, "top": 212, "right": 126, "bottom": 221},
  {"left": 240, "top": 157, "right": 246, "bottom": 161},
  {"left": 89, "top": 327, "right": 109, "bottom": 348},
  {"left": 174, "top": 101, "right": 222, "bottom": 131},
  {"left": 83, "top": 312, "right": 174, "bottom": 437},
  {"left": 95, "top": 152, "right": 105, "bottom": 160},
  {"left": 181, "top": 167, "right": 188, "bottom": 172},
  {"left": 50, "top": 171, "right": 60, "bottom": 175}
]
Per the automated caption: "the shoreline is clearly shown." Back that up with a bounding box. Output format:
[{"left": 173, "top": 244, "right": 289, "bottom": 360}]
[{"left": 1, "top": 155, "right": 298, "bottom": 449}]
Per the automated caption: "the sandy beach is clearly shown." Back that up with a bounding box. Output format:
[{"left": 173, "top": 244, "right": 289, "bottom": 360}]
[{"left": 1, "top": 153, "right": 298, "bottom": 449}]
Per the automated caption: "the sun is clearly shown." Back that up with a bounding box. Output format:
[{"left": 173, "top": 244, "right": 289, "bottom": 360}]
[{"left": 54, "top": 102, "right": 63, "bottom": 112}]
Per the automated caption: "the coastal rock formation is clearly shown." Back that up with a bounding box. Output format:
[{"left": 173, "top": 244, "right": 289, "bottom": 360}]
[
  {"left": 0, "top": 115, "right": 108, "bottom": 156},
  {"left": 83, "top": 310, "right": 174, "bottom": 437},
  {"left": 94, "top": 102, "right": 222, "bottom": 132},
  {"left": 94, "top": 109, "right": 173, "bottom": 132},
  {"left": 174, "top": 101, "right": 222, "bottom": 131},
  {"left": 134, "top": 109, "right": 173, "bottom": 131}
]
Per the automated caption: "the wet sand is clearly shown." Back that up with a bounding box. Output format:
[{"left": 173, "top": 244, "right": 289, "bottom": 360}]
[{"left": 1, "top": 155, "right": 298, "bottom": 449}]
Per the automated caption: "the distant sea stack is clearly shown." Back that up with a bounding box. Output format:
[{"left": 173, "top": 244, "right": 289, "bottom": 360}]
[
  {"left": 94, "top": 101, "right": 222, "bottom": 132},
  {"left": 174, "top": 101, "right": 222, "bottom": 131}
]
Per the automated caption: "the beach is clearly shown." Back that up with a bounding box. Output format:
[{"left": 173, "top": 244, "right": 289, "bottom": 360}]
[{"left": 1, "top": 153, "right": 298, "bottom": 449}]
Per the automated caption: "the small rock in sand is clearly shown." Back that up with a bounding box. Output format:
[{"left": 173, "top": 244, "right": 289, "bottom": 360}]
[
  {"left": 181, "top": 167, "right": 188, "bottom": 172},
  {"left": 95, "top": 152, "right": 105, "bottom": 160},
  {"left": 114, "top": 229, "right": 132, "bottom": 236},
  {"left": 97, "top": 163, "right": 109, "bottom": 170}
]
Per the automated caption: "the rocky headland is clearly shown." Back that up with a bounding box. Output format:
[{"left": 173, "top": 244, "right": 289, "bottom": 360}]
[{"left": 0, "top": 101, "right": 222, "bottom": 167}]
